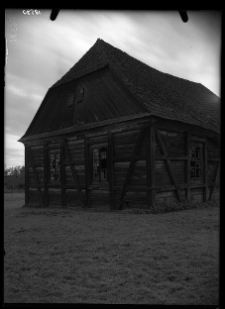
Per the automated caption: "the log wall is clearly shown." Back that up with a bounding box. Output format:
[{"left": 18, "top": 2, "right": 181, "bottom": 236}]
[{"left": 25, "top": 116, "right": 220, "bottom": 209}]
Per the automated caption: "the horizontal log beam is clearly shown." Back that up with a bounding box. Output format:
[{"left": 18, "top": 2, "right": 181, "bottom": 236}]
[
  {"left": 112, "top": 183, "right": 208, "bottom": 192},
  {"left": 191, "top": 136, "right": 206, "bottom": 143},
  {"left": 156, "top": 156, "right": 188, "bottom": 161},
  {"left": 63, "top": 161, "right": 84, "bottom": 166},
  {"left": 19, "top": 113, "right": 151, "bottom": 143},
  {"left": 30, "top": 183, "right": 213, "bottom": 191},
  {"left": 113, "top": 155, "right": 146, "bottom": 162}
]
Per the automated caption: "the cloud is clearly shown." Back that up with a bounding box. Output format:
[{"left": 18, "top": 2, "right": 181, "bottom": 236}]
[
  {"left": 6, "top": 85, "right": 27, "bottom": 97},
  {"left": 4, "top": 10, "right": 221, "bottom": 168}
]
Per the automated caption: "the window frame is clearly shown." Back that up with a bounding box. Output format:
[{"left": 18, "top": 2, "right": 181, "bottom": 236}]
[
  {"left": 49, "top": 150, "right": 61, "bottom": 182},
  {"left": 190, "top": 145, "right": 202, "bottom": 180},
  {"left": 75, "top": 87, "right": 85, "bottom": 104},
  {"left": 92, "top": 146, "right": 108, "bottom": 183}
]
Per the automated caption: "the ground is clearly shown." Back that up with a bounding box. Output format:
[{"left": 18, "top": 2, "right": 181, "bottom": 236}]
[{"left": 4, "top": 193, "right": 219, "bottom": 304}]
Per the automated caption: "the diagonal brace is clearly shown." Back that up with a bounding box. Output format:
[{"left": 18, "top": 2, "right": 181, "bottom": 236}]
[
  {"left": 155, "top": 129, "right": 182, "bottom": 202},
  {"left": 118, "top": 126, "right": 147, "bottom": 210},
  {"left": 63, "top": 139, "right": 85, "bottom": 208}
]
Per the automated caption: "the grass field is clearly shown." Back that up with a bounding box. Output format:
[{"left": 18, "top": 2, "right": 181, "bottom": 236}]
[{"left": 4, "top": 193, "right": 219, "bottom": 304}]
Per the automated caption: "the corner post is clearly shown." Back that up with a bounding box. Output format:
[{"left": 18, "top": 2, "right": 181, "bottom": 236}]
[
  {"left": 186, "top": 132, "right": 191, "bottom": 201},
  {"left": 84, "top": 137, "right": 90, "bottom": 208},
  {"left": 146, "top": 120, "right": 156, "bottom": 209},
  {"left": 108, "top": 132, "right": 115, "bottom": 210},
  {"left": 60, "top": 140, "right": 65, "bottom": 207}
]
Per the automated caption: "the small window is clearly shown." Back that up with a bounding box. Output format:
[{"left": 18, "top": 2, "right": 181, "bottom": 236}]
[
  {"left": 75, "top": 87, "right": 85, "bottom": 104},
  {"left": 92, "top": 147, "right": 107, "bottom": 182},
  {"left": 190, "top": 146, "right": 201, "bottom": 179},
  {"left": 67, "top": 92, "right": 75, "bottom": 107},
  {"left": 50, "top": 152, "right": 60, "bottom": 181}
]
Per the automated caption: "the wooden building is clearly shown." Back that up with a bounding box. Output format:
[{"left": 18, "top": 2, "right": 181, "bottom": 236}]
[{"left": 19, "top": 39, "right": 220, "bottom": 210}]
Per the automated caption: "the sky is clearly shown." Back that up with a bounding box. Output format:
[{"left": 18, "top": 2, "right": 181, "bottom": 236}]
[{"left": 5, "top": 9, "right": 221, "bottom": 168}]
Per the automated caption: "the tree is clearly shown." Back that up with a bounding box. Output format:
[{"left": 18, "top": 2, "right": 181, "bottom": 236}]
[{"left": 4, "top": 165, "right": 25, "bottom": 191}]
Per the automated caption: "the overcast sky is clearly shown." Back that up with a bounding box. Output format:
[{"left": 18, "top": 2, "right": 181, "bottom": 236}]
[{"left": 5, "top": 9, "right": 221, "bottom": 168}]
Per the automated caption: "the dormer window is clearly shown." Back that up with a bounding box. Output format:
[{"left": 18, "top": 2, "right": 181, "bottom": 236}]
[
  {"left": 67, "top": 92, "right": 75, "bottom": 107},
  {"left": 75, "top": 87, "right": 85, "bottom": 104}
]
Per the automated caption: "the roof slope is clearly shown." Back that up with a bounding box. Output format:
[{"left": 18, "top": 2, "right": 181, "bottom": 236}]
[
  {"left": 52, "top": 38, "right": 220, "bottom": 134},
  {"left": 21, "top": 39, "right": 220, "bottom": 141}
]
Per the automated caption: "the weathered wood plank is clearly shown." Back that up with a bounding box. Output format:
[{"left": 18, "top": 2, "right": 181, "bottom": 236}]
[
  {"left": 48, "top": 188, "right": 62, "bottom": 206},
  {"left": 113, "top": 155, "right": 146, "bottom": 162},
  {"left": 157, "top": 156, "right": 188, "bottom": 161},
  {"left": 155, "top": 129, "right": 182, "bottom": 202},
  {"left": 63, "top": 139, "right": 85, "bottom": 208},
  {"left": 118, "top": 126, "right": 147, "bottom": 209},
  {"left": 28, "top": 148, "right": 45, "bottom": 206},
  {"left": 191, "top": 135, "right": 206, "bottom": 143},
  {"left": 208, "top": 160, "right": 220, "bottom": 201},
  {"left": 113, "top": 183, "right": 207, "bottom": 192},
  {"left": 65, "top": 189, "right": 84, "bottom": 207},
  {"left": 84, "top": 137, "right": 90, "bottom": 208}
]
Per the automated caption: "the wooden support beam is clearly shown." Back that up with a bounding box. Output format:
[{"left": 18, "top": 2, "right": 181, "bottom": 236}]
[
  {"left": 208, "top": 160, "right": 220, "bottom": 201},
  {"left": 84, "top": 137, "right": 90, "bottom": 208},
  {"left": 63, "top": 139, "right": 85, "bottom": 208},
  {"left": 113, "top": 183, "right": 208, "bottom": 192},
  {"left": 25, "top": 146, "right": 29, "bottom": 205},
  {"left": 44, "top": 142, "right": 49, "bottom": 206},
  {"left": 60, "top": 140, "right": 65, "bottom": 207},
  {"left": 155, "top": 129, "right": 182, "bottom": 202},
  {"left": 108, "top": 132, "right": 115, "bottom": 210},
  {"left": 203, "top": 139, "right": 208, "bottom": 202},
  {"left": 186, "top": 132, "right": 191, "bottom": 200},
  {"left": 28, "top": 148, "right": 45, "bottom": 207},
  {"left": 19, "top": 113, "right": 151, "bottom": 143},
  {"left": 118, "top": 126, "right": 147, "bottom": 210},
  {"left": 146, "top": 124, "right": 156, "bottom": 209}
]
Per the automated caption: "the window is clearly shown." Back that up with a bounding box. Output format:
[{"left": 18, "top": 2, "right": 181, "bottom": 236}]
[
  {"left": 75, "top": 87, "right": 85, "bottom": 104},
  {"left": 50, "top": 152, "right": 60, "bottom": 181},
  {"left": 190, "top": 146, "right": 201, "bottom": 179},
  {"left": 92, "top": 147, "right": 107, "bottom": 182},
  {"left": 67, "top": 92, "right": 75, "bottom": 107}
]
